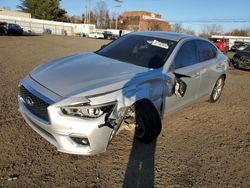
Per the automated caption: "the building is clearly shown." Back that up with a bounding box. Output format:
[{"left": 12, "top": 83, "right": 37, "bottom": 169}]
[
  {"left": 122, "top": 11, "right": 170, "bottom": 32},
  {"left": 0, "top": 9, "right": 31, "bottom": 18},
  {"left": 0, "top": 9, "right": 95, "bottom": 36}
]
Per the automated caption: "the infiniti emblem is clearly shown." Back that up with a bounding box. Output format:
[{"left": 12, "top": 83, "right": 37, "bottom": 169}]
[{"left": 25, "top": 96, "right": 34, "bottom": 106}]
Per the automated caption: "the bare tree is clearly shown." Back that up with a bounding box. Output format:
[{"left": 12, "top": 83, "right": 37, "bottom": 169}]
[
  {"left": 200, "top": 24, "right": 223, "bottom": 37},
  {"left": 83, "top": 12, "right": 97, "bottom": 25},
  {"left": 171, "top": 23, "right": 184, "bottom": 33},
  {"left": 225, "top": 28, "right": 250, "bottom": 36},
  {"left": 69, "top": 15, "right": 82, "bottom": 23},
  {"left": 95, "top": 0, "right": 109, "bottom": 29},
  {"left": 171, "top": 23, "right": 195, "bottom": 35}
]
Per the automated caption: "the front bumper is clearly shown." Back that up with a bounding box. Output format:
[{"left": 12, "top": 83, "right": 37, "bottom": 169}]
[{"left": 18, "top": 94, "right": 115, "bottom": 156}]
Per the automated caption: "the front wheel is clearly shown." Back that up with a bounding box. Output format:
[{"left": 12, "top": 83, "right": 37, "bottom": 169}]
[
  {"left": 209, "top": 76, "right": 225, "bottom": 103},
  {"left": 134, "top": 99, "right": 162, "bottom": 143}
]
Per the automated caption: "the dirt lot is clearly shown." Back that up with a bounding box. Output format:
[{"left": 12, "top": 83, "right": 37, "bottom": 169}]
[{"left": 0, "top": 35, "right": 249, "bottom": 188}]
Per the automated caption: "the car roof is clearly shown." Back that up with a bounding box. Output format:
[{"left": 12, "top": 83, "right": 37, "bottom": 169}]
[{"left": 129, "top": 31, "right": 194, "bottom": 42}]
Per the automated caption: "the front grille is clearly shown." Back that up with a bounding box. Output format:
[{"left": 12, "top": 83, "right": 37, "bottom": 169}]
[{"left": 20, "top": 86, "right": 50, "bottom": 122}]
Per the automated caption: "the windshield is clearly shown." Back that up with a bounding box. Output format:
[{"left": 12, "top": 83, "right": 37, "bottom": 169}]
[{"left": 96, "top": 34, "right": 177, "bottom": 69}]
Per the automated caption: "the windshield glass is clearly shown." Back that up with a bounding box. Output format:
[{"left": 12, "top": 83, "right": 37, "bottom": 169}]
[{"left": 96, "top": 34, "right": 177, "bottom": 69}]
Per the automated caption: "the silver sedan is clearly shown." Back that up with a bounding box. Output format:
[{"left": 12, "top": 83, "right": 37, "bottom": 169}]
[{"left": 17, "top": 32, "right": 228, "bottom": 155}]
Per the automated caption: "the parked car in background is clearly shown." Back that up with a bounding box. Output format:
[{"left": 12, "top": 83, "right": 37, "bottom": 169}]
[
  {"left": 111, "top": 34, "right": 119, "bottom": 40},
  {"left": 209, "top": 37, "right": 229, "bottom": 54},
  {"left": 0, "top": 22, "right": 8, "bottom": 34},
  {"left": 102, "top": 31, "right": 113, "bottom": 39},
  {"left": 0, "top": 22, "right": 23, "bottom": 35},
  {"left": 232, "top": 44, "right": 250, "bottom": 69},
  {"left": 88, "top": 32, "right": 104, "bottom": 39},
  {"left": 231, "top": 41, "right": 247, "bottom": 52},
  {"left": 18, "top": 32, "right": 228, "bottom": 155},
  {"left": 7, "top": 23, "right": 23, "bottom": 35}
]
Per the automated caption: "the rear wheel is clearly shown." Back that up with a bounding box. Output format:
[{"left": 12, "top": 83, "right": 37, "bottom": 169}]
[
  {"left": 232, "top": 56, "right": 239, "bottom": 69},
  {"left": 134, "top": 99, "right": 162, "bottom": 143},
  {"left": 210, "top": 76, "right": 225, "bottom": 103}
]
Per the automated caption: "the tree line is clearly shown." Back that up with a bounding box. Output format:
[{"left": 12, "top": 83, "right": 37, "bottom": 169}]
[{"left": 171, "top": 23, "right": 250, "bottom": 37}]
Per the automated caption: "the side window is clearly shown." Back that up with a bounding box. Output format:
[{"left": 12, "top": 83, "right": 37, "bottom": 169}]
[
  {"left": 174, "top": 41, "right": 198, "bottom": 69},
  {"left": 197, "top": 40, "right": 217, "bottom": 62}
]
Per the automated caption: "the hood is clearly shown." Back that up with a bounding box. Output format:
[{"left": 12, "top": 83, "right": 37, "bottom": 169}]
[{"left": 30, "top": 52, "right": 148, "bottom": 97}]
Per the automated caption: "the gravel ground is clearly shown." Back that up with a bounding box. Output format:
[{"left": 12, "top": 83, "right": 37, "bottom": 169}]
[{"left": 0, "top": 35, "right": 249, "bottom": 188}]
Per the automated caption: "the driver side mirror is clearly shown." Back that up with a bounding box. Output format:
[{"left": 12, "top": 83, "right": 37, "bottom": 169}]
[
  {"left": 174, "top": 77, "right": 187, "bottom": 97},
  {"left": 173, "top": 72, "right": 190, "bottom": 98}
]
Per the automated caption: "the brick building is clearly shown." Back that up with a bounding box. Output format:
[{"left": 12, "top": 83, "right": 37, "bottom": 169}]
[{"left": 122, "top": 11, "right": 170, "bottom": 32}]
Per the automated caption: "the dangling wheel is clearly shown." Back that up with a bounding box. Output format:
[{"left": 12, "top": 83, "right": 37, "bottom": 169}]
[{"left": 134, "top": 99, "right": 162, "bottom": 143}]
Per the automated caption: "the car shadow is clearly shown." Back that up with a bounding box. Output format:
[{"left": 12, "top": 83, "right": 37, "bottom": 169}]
[
  {"left": 120, "top": 69, "right": 167, "bottom": 187},
  {"left": 123, "top": 138, "right": 157, "bottom": 188}
]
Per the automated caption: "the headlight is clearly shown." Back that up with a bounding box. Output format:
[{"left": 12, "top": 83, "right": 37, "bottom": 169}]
[{"left": 61, "top": 102, "right": 116, "bottom": 118}]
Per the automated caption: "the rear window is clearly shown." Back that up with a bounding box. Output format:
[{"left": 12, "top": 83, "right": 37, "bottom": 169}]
[
  {"left": 234, "top": 41, "right": 245, "bottom": 45},
  {"left": 96, "top": 34, "right": 177, "bottom": 69},
  {"left": 196, "top": 40, "right": 217, "bottom": 62}
]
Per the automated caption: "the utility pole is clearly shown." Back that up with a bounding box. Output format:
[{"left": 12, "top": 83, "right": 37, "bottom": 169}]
[
  {"left": 84, "top": 0, "right": 91, "bottom": 24},
  {"left": 84, "top": 0, "right": 87, "bottom": 24},
  {"left": 88, "top": 0, "right": 91, "bottom": 24},
  {"left": 114, "top": 0, "right": 122, "bottom": 29}
]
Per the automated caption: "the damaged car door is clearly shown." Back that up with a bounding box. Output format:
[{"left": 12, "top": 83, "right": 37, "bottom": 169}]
[{"left": 164, "top": 40, "right": 202, "bottom": 114}]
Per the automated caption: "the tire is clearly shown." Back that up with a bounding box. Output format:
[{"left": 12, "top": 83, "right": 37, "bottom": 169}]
[
  {"left": 209, "top": 76, "right": 225, "bottom": 103},
  {"left": 134, "top": 99, "right": 162, "bottom": 143},
  {"left": 232, "top": 55, "right": 239, "bottom": 69}
]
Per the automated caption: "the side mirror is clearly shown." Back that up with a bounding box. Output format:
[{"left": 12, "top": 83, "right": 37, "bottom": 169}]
[
  {"left": 174, "top": 77, "right": 187, "bottom": 97},
  {"left": 173, "top": 72, "right": 190, "bottom": 97}
]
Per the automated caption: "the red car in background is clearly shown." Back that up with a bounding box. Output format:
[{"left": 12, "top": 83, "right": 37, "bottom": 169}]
[{"left": 209, "top": 38, "right": 229, "bottom": 54}]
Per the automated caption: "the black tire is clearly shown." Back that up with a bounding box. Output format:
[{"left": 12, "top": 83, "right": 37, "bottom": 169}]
[
  {"left": 209, "top": 76, "right": 225, "bottom": 103},
  {"left": 134, "top": 99, "right": 162, "bottom": 143},
  {"left": 232, "top": 55, "right": 239, "bottom": 69}
]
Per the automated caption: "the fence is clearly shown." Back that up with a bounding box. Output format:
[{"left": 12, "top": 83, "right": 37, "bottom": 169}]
[{"left": 0, "top": 15, "right": 90, "bottom": 36}]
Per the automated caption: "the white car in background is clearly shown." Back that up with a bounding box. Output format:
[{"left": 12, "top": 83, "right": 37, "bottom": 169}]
[{"left": 88, "top": 32, "right": 104, "bottom": 39}]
